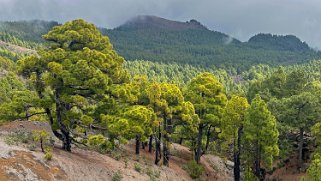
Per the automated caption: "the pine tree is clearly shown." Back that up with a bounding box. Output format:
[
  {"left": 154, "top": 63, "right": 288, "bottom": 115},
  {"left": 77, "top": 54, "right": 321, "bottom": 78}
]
[
  {"left": 185, "top": 72, "right": 227, "bottom": 163},
  {"left": 273, "top": 92, "right": 321, "bottom": 169},
  {"left": 146, "top": 82, "right": 198, "bottom": 166},
  {"left": 244, "top": 94, "right": 279, "bottom": 180},
  {"left": 221, "top": 95, "right": 249, "bottom": 181},
  {"left": 17, "top": 19, "right": 127, "bottom": 151},
  {"left": 123, "top": 105, "right": 157, "bottom": 155}
]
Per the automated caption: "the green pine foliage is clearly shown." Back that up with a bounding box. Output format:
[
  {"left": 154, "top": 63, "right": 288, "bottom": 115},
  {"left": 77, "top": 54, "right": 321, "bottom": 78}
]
[
  {"left": 0, "top": 18, "right": 320, "bottom": 181},
  {"left": 2, "top": 18, "right": 321, "bottom": 72},
  {"left": 244, "top": 95, "right": 279, "bottom": 179},
  {"left": 185, "top": 72, "right": 227, "bottom": 163}
]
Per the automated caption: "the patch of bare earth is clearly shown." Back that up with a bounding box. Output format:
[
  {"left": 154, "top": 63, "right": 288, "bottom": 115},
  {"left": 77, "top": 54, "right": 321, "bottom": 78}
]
[
  {"left": 0, "top": 121, "right": 234, "bottom": 181},
  {"left": 0, "top": 151, "right": 66, "bottom": 181},
  {"left": 266, "top": 153, "right": 306, "bottom": 181},
  {"left": 0, "top": 40, "right": 36, "bottom": 55}
]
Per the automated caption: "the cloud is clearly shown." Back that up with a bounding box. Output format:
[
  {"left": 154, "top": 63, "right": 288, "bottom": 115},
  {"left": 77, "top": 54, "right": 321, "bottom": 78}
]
[{"left": 0, "top": 0, "right": 321, "bottom": 49}]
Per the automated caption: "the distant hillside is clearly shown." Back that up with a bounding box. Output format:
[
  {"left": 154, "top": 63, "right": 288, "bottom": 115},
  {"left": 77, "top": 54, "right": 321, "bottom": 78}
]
[
  {"left": 120, "top": 15, "right": 209, "bottom": 31},
  {"left": 0, "top": 41, "right": 35, "bottom": 55},
  {"left": 103, "top": 15, "right": 321, "bottom": 71},
  {"left": 247, "top": 33, "right": 311, "bottom": 52},
  {"left": 0, "top": 17, "right": 320, "bottom": 71},
  {"left": 0, "top": 20, "right": 58, "bottom": 42}
]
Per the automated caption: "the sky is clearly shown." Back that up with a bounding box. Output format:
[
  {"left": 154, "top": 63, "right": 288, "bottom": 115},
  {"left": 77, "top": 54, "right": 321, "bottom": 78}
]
[{"left": 1, "top": 0, "right": 321, "bottom": 49}]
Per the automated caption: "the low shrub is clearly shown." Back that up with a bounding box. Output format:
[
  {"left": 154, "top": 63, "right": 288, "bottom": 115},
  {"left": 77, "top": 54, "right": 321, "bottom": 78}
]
[
  {"left": 28, "top": 143, "right": 37, "bottom": 151},
  {"left": 32, "top": 130, "right": 50, "bottom": 152},
  {"left": 5, "top": 130, "right": 32, "bottom": 145},
  {"left": 134, "top": 162, "right": 143, "bottom": 173},
  {"left": 146, "top": 167, "right": 161, "bottom": 180},
  {"left": 183, "top": 160, "right": 204, "bottom": 179},
  {"left": 44, "top": 146, "right": 53, "bottom": 161},
  {"left": 88, "top": 134, "right": 113, "bottom": 154},
  {"left": 112, "top": 170, "right": 123, "bottom": 181}
]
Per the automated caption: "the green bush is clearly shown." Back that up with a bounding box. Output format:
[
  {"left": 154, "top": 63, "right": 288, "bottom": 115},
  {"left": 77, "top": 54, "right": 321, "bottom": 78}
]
[
  {"left": 244, "top": 167, "right": 257, "bottom": 181},
  {"left": 111, "top": 150, "right": 123, "bottom": 161},
  {"left": 183, "top": 160, "right": 204, "bottom": 179},
  {"left": 88, "top": 134, "right": 113, "bottom": 153},
  {"left": 146, "top": 167, "right": 160, "bottom": 180},
  {"left": 112, "top": 170, "right": 123, "bottom": 181},
  {"left": 134, "top": 163, "right": 143, "bottom": 173},
  {"left": 5, "top": 130, "right": 32, "bottom": 145},
  {"left": 44, "top": 147, "right": 53, "bottom": 161},
  {"left": 32, "top": 130, "right": 50, "bottom": 152},
  {"left": 301, "top": 154, "right": 321, "bottom": 181},
  {"left": 28, "top": 143, "right": 37, "bottom": 151}
]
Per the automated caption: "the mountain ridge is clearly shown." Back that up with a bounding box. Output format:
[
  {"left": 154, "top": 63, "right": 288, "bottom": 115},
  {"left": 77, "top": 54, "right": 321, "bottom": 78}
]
[
  {"left": 103, "top": 15, "right": 320, "bottom": 70},
  {"left": 118, "top": 15, "right": 209, "bottom": 31},
  {"left": 0, "top": 16, "right": 320, "bottom": 70}
]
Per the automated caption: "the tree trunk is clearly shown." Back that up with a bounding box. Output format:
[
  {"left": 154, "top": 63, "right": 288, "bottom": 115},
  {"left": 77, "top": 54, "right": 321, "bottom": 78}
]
[
  {"left": 46, "top": 107, "right": 64, "bottom": 141},
  {"left": 163, "top": 116, "right": 169, "bottom": 166},
  {"left": 234, "top": 151, "right": 240, "bottom": 181},
  {"left": 40, "top": 138, "right": 44, "bottom": 152},
  {"left": 195, "top": 123, "right": 204, "bottom": 163},
  {"left": 299, "top": 127, "right": 304, "bottom": 169},
  {"left": 155, "top": 140, "right": 160, "bottom": 164},
  {"left": 179, "top": 138, "right": 183, "bottom": 145},
  {"left": 148, "top": 135, "right": 153, "bottom": 153},
  {"left": 55, "top": 84, "right": 71, "bottom": 152},
  {"left": 136, "top": 135, "right": 140, "bottom": 155},
  {"left": 62, "top": 130, "right": 71, "bottom": 151},
  {"left": 35, "top": 72, "right": 64, "bottom": 142},
  {"left": 204, "top": 126, "right": 212, "bottom": 154},
  {"left": 155, "top": 125, "right": 161, "bottom": 165},
  {"left": 142, "top": 142, "right": 145, "bottom": 150},
  {"left": 234, "top": 126, "right": 243, "bottom": 181},
  {"left": 254, "top": 142, "right": 262, "bottom": 180}
]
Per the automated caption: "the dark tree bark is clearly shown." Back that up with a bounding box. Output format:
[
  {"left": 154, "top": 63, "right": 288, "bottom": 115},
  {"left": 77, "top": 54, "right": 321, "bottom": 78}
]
[
  {"left": 155, "top": 124, "right": 161, "bottom": 165},
  {"left": 163, "top": 116, "right": 170, "bottom": 166},
  {"left": 204, "top": 126, "right": 212, "bottom": 154},
  {"left": 163, "top": 134, "right": 169, "bottom": 166},
  {"left": 298, "top": 127, "right": 304, "bottom": 169},
  {"left": 233, "top": 126, "right": 243, "bottom": 181},
  {"left": 136, "top": 135, "right": 140, "bottom": 155},
  {"left": 148, "top": 135, "right": 153, "bottom": 153},
  {"left": 142, "top": 141, "right": 146, "bottom": 150},
  {"left": 35, "top": 72, "right": 64, "bottom": 142},
  {"left": 195, "top": 123, "right": 204, "bottom": 163},
  {"left": 179, "top": 138, "right": 183, "bottom": 145},
  {"left": 254, "top": 142, "right": 262, "bottom": 181},
  {"left": 40, "top": 138, "right": 44, "bottom": 152},
  {"left": 61, "top": 130, "right": 71, "bottom": 151},
  {"left": 55, "top": 82, "right": 71, "bottom": 152}
]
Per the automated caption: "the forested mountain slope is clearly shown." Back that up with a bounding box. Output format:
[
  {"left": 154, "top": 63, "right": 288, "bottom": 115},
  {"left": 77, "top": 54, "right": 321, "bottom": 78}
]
[
  {"left": 103, "top": 15, "right": 321, "bottom": 71},
  {"left": 0, "top": 18, "right": 320, "bottom": 181},
  {"left": 0, "top": 20, "right": 58, "bottom": 48},
  {"left": 1, "top": 16, "right": 320, "bottom": 71}
]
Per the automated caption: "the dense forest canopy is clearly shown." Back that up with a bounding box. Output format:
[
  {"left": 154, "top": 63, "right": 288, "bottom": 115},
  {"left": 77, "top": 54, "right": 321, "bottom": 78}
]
[
  {"left": 0, "top": 18, "right": 320, "bottom": 180},
  {"left": 1, "top": 16, "right": 321, "bottom": 72}
]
